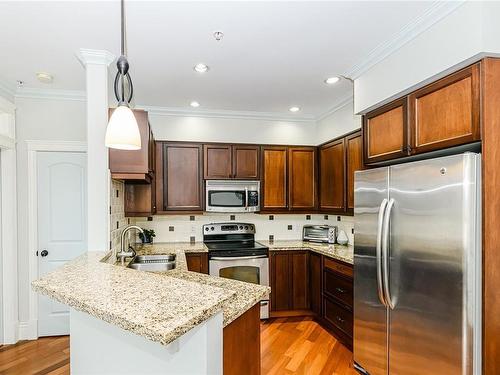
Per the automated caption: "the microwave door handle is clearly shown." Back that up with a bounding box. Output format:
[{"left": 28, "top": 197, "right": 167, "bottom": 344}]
[
  {"left": 382, "top": 198, "right": 395, "bottom": 309},
  {"left": 376, "top": 199, "right": 388, "bottom": 307},
  {"left": 245, "top": 187, "right": 248, "bottom": 210}
]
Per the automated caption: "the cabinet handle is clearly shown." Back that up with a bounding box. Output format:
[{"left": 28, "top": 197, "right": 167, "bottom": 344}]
[
  {"left": 336, "top": 316, "right": 345, "bottom": 324},
  {"left": 335, "top": 287, "right": 346, "bottom": 294}
]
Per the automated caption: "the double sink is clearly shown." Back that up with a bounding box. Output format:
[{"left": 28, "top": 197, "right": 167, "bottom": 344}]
[{"left": 128, "top": 254, "right": 176, "bottom": 272}]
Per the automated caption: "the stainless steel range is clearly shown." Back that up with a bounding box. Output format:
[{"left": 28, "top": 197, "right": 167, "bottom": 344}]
[{"left": 204, "top": 222, "right": 269, "bottom": 319}]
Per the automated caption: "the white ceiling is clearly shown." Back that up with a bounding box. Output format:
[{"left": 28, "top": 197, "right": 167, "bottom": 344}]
[{"left": 0, "top": 1, "right": 441, "bottom": 119}]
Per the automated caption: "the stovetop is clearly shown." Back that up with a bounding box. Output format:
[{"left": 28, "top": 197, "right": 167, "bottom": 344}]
[{"left": 203, "top": 222, "right": 269, "bottom": 258}]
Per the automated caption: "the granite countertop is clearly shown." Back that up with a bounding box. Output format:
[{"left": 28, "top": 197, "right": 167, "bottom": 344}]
[
  {"left": 32, "top": 246, "right": 269, "bottom": 347},
  {"left": 259, "top": 240, "right": 354, "bottom": 265}
]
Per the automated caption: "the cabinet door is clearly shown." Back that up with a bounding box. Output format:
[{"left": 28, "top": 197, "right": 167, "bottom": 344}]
[
  {"left": 288, "top": 147, "right": 317, "bottom": 210},
  {"left": 232, "top": 145, "right": 259, "bottom": 179},
  {"left": 363, "top": 98, "right": 409, "bottom": 164},
  {"left": 185, "top": 253, "right": 209, "bottom": 274},
  {"left": 345, "top": 131, "right": 363, "bottom": 213},
  {"left": 309, "top": 252, "right": 322, "bottom": 316},
  {"left": 290, "top": 252, "right": 309, "bottom": 310},
  {"left": 204, "top": 144, "right": 232, "bottom": 179},
  {"left": 163, "top": 143, "right": 203, "bottom": 211},
  {"left": 261, "top": 147, "right": 288, "bottom": 210},
  {"left": 124, "top": 183, "right": 154, "bottom": 216},
  {"left": 109, "top": 109, "right": 152, "bottom": 180},
  {"left": 270, "top": 252, "right": 290, "bottom": 311},
  {"left": 319, "top": 139, "right": 345, "bottom": 212},
  {"left": 409, "top": 63, "right": 481, "bottom": 154}
]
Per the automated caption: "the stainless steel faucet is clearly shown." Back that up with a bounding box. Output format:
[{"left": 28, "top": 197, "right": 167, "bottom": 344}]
[{"left": 117, "top": 225, "right": 144, "bottom": 263}]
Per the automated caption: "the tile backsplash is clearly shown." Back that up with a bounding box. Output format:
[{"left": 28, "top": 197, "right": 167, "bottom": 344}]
[
  {"left": 130, "top": 213, "right": 354, "bottom": 245},
  {"left": 110, "top": 179, "right": 128, "bottom": 254}
]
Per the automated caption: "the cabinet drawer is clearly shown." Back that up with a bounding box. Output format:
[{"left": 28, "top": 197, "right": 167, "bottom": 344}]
[
  {"left": 324, "top": 297, "right": 353, "bottom": 337},
  {"left": 324, "top": 270, "right": 353, "bottom": 308},
  {"left": 324, "top": 257, "right": 353, "bottom": 278}
]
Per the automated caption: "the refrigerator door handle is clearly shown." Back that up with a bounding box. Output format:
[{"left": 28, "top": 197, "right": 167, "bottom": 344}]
[
  {"left": 376, "top": 198, "right": 388, "bottom": 306},
  {"left": 382, "top": 198, "right": 395, "bottom": 309}
]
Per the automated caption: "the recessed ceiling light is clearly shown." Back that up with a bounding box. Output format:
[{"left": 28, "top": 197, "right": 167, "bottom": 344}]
[
  {"left": 36, "top": 72, "right": 53, "bottom": 84},
  {"left": 324, "top": 76, "right": 340, "bottom": 85},
  {"left": 289, "top": 106, "right": 300, "bottom": 113},
  {"left": 194, "top": 63, "right": 209, "bottom": 73},
  {"left": 190, "top": 101, "right": 200, "bottom": 108}
]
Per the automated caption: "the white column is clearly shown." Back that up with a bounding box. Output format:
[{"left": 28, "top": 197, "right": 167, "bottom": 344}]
[
  {"left": 77, "top": 49, "right": 115, "bottom": 252},
  {"left": 0, "top": 97, "right": 18, "bottom": 344}
]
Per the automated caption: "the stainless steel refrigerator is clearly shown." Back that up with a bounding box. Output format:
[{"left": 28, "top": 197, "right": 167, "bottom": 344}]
[{"left": 353, "top": 153, "right": 481, "bottom": 375}]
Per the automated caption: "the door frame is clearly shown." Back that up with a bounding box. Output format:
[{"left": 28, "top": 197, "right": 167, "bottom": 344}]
[
  {"left": 0, "top": 97, "right": 16, "bottom": 344},
  {"left": 25, "top": 140, "right": 87, "bottom": 340}
]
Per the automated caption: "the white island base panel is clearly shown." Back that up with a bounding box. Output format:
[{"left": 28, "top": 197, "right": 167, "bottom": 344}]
[{"left": 69, "top": 308, "right": 223, "bottom": 375}]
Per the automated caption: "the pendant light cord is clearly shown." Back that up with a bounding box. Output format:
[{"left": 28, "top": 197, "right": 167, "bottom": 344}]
[{"left": 121, "top": 0, "right": 125, "bottom": 57}]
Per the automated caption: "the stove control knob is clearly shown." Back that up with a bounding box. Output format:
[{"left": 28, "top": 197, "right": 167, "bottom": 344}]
[
  {"left": 250, "top": 225, "right": 254, "bottom": 230},
  {"left": 239, "top": 225, "right": 243, "bottom": 230},
  {"left": 244, "top": 225, "right": 249, "bottom": 230},
  {"left": 205, "top": 227, "right": 209, "bottom": 231},
  {"left": 211, "top": 226, "right": 215, "bottom": 231}
]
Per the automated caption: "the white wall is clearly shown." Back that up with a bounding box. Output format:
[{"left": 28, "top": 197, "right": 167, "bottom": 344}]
[
  {"left": 15, "top": 97, "right": 86, "bottom": 325},
  {"left": 354, "top": 1, "right": 488, "bottom": 113},
  {"left": 315, "top": 100, "right": 361, "bottom": 144},
  {"left": 147, "top": 113, "right": 317, "bottom": 145}
]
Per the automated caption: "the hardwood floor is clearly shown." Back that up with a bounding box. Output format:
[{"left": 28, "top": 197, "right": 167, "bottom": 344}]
[
  {"left": 261, "top": 317, "right": 357, "bottom": 375},
  {"left": 0, "top": 317, "right": 356, "bottom": 375},
  {"left": 0, "top": 336, "right": 69, "bottom": 375}
]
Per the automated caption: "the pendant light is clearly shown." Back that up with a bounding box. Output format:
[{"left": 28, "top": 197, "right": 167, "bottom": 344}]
[{"left": 105, "top": 0, "right": 141, "bottom": 150}]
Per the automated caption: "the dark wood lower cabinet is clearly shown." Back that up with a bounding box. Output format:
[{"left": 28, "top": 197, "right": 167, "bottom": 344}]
[
  {"left": 185, "top": 252, "right": 209, "bottom": 274},
  {"left": 223, "top": 303, "right": 261, "bottom": 375},
  {"left": 270, "top": 249, "right": 353, "bottom": 348},
  {"left": 309, "top": 252, "right": 322, "bottom": 316}
]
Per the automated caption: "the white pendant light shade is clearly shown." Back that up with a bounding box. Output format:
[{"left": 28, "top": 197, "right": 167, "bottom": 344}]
[{"left": 105, "top": 105, "right": 141, "bottom": 150}]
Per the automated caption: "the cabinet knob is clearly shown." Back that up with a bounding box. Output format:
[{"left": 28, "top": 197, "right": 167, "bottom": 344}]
[
  {"left": 335, "top": 287, "right": 346, "bottom": 294},
  {"left": 40, "top": 250, "right": 49, "bottom": 257},
  {"left": 336, "top": 316, "right": 345, "bottom": 323}
]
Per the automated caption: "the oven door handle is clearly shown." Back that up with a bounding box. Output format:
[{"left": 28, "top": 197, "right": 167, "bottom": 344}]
[{"left": 210, "top": 255, "right": 268, "bottom": 261}]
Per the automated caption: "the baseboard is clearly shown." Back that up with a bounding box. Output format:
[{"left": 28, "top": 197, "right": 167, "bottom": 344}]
[{"left": 18, "top": 319, "right": 37, "bottom": 340}]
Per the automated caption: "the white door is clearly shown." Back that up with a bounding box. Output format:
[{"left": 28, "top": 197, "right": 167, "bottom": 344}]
[{"left": 37, "top": 151, "right": 87, "bottom": 337}]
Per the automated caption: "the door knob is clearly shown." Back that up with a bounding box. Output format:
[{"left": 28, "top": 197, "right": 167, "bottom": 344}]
[{"left": 40, "top": 250, "right": 49, "bottom": 257}]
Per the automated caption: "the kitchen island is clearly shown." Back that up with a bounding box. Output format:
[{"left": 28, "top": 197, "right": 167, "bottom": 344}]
[{"left": 32, "top": 246, "right": 270, "bottom": 375}]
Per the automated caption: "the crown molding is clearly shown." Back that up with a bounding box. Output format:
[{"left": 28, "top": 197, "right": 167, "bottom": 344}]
[
  {"left": 316, "top": 94, "right": 353, "bottom": 122},
  {"left": 15, "top": 87, "right": 86, "bottom": 102},
  {"left": 137, "top": 105, "right": 317, "bottom": 123},
  {"left": 343, "top": 1, "right": 466, "bottom": 80},
  {"left": 76, "top": 48, "right": 115, "bottom": 67}
]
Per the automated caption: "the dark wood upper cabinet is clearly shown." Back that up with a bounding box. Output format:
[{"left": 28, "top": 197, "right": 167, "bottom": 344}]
[
  {"left": 124, "top": 183, "right": 155, "bottom": 217},
  {"left": 408, "top": 63, "right": 481, "bottom": 154},
  {"left": 232, "top": 145, "right": 260, "bottom": 179},
  {"left": 345, "top": 131, "right": 363, "bottom": 212},
  {"left": 109, "top": 109, "right": 155, "bottom": 183},
  {"left": 261, "top": 146, "right": 288, "bottom": 211},
  {"left": 204, "top": 144, "right": 259, "bottom": 180},
  {"left": 163, "top": 143, "right": 204, "bottom": 212},
  {"left": 363, "top": 98, "right": 409, "bottom": 164},
  {"left": 204, "top": 144, "right": 232, "bottom": 179},
  {"left": 319, "top": 139, "right": 345, "bottom": 212},
  {"left": 288, "top": 147, "right": 317, "bottom": 211}
]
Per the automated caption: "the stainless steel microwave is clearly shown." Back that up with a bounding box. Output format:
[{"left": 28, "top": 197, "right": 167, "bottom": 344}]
[{"left": 205, "top": 180, "right": 260, "bottom": 213}]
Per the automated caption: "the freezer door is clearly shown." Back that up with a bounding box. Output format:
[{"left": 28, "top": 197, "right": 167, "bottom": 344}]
[
  {"left": 387, "top": 153, "right": 481, "bottom": 375},
  {"left": 354, "top": 167, "right": 389, "bottom": 375}
]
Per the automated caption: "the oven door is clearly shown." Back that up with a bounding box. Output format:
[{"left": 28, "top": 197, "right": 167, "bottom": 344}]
[
  {"left": 209, "top": 255, "right": 269, "bottom": 318},
  {"left": 206, "top": 189, "right": 246, "bottom": 212}
]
